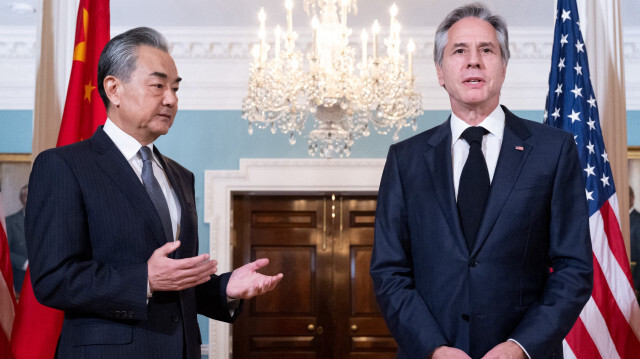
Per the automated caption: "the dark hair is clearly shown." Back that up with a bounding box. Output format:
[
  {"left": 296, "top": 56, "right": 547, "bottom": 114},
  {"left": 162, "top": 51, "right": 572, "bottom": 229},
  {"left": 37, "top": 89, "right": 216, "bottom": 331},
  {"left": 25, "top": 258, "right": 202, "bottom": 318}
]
[
  {"left": 434, "top": 2, "right": 510, "bottom": 66},
  {"left": 97, "top": 27, "right": 169, "bottom": 110}
]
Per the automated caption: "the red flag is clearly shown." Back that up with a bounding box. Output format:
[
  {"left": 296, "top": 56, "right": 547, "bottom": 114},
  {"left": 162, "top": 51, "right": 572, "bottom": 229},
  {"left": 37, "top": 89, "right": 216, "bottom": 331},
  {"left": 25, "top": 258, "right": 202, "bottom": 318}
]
[
  {"left": 0, "top": 189, "right": 17, "bottom": 359},
  {"left": 544, "top": 0, "right": 640, "bottom": 357},
  {"left": 56, "top": 0, "right": 110, "bottom": 147},
  {"left": 11, "top": 1, "right": 110, "bottom": 358}
]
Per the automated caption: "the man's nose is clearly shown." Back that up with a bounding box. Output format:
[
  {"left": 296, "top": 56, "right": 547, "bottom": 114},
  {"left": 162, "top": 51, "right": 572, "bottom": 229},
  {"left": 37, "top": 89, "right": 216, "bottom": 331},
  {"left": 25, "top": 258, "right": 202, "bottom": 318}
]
[
  {"left": 163, "top": 89, "right": 178, "bottom": 106},
  {"left": 466, "top": 50, "right": 482, "bottom": 68}
]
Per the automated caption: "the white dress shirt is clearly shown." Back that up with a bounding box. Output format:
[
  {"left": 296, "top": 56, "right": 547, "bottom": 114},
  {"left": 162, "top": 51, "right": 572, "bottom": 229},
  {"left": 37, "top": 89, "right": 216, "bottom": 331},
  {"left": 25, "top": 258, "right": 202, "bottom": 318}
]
[
  {"left": 103, "top": 119, "right": 181, "bottom": 241},
  {"left": 451, "top": 106, "right": 505, "bottom": 200}
]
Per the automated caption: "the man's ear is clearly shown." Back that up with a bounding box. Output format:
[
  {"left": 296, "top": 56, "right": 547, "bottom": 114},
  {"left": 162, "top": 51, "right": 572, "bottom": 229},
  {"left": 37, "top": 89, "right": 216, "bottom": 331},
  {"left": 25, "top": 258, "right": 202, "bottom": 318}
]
[
  {"left": 103, "top": 75, "right": 121, "bottom": 107},
  {"left": 436, "top": 65, "right": 445, "bottom": 88}
]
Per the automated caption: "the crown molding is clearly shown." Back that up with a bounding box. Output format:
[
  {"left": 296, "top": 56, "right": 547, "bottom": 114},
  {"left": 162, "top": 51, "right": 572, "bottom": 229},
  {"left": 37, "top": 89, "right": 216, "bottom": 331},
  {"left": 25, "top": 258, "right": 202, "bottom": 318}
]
[{"left": 1, "top": 26, "right": 639, "bottom": 110}]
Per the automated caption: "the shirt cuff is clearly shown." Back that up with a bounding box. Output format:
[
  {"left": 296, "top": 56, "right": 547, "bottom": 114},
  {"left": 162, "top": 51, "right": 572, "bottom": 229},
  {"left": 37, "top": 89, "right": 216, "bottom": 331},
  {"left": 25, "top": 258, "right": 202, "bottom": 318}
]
[{"left": 508, "top": 338, "right": 531, "bottom": 359}]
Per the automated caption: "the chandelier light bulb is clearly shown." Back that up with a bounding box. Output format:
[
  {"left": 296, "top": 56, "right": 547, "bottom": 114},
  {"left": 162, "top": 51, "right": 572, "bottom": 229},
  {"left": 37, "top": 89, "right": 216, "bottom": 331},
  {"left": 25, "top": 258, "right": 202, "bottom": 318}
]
[
  {"left": 407, "top": 38, "right": 415, "bottom": 76},
  {"left": 258, "top": 8, "right": 266, "bottom": 24},
  {"left": 390, "top": 3, "right": 398, "bottom": 18},
  {"left": 372, "top": 20, "right": 380, "bottom": 58},
  {"left": 372, "top": 20, "right": 380, "bottom": 35}
]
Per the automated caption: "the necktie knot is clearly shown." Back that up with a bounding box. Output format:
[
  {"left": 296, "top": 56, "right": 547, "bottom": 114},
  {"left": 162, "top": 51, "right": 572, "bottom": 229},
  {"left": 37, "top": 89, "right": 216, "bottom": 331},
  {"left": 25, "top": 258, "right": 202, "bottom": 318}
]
[
  {"left": 461, "top": 126, "right": 489, "bottom": 146},
  {"left": 139, "top": 146, "right": 152, "bottom": 162}
]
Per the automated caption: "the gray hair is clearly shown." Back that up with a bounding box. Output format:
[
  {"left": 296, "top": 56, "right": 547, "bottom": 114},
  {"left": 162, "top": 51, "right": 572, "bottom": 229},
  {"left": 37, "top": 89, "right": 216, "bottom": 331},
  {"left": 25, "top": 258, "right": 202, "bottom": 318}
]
[
  {"left": 433, "top": 2, "right": 510, "bottom": 67},
  {"left": 98, "top": 27, "right": 170, "bottom": 110}
]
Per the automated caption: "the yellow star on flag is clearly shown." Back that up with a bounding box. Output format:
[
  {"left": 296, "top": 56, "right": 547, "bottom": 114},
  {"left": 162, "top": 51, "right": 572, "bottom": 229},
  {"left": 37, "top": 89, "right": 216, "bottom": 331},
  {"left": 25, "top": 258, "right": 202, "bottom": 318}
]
[{"left": 84, "top": 80, "right": 96, "bottom": 102}]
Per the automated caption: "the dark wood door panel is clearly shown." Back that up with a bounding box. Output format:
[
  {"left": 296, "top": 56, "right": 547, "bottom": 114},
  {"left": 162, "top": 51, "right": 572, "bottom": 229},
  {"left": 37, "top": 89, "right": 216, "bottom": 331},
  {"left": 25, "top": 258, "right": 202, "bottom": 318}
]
[
  {"left": 251, "top": 246, "right": 316, "bottom": 316},
  {"left": 233, "top": 194, "right": 396, "bottom": 359}
]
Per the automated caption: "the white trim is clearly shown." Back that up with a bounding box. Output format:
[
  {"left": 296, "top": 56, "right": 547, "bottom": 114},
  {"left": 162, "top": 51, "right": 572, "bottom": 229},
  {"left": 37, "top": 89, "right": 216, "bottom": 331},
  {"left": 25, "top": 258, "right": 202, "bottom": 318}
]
[
  {"left": 203, "top": 158, "right": 385, "bottom": 359},
  {"left": 2, "top": 26, "right": 640, "bottom": 110}
]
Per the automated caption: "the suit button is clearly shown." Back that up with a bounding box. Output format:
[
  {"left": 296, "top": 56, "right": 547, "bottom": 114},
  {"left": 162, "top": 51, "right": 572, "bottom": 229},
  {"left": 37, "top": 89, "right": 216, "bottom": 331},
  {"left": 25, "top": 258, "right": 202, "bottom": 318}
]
[
  {"left": 461, "top": 314, "right": 470, "bottom": 322},
  {"left": 171, "top": 314, "right": 180, "bottom": 322},
  {"left": 469, "top": 258, "right": 478, "bottom": 267},
  {"left": 127, "top": 311, "right": 134, "bottom": 318}
]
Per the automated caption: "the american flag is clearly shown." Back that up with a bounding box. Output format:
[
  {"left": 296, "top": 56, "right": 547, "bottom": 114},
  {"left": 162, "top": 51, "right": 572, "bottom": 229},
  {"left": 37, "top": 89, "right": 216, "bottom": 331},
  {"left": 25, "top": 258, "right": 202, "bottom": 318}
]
[{"left": 544, "top": 0, "right": 640, "bottom": 357}]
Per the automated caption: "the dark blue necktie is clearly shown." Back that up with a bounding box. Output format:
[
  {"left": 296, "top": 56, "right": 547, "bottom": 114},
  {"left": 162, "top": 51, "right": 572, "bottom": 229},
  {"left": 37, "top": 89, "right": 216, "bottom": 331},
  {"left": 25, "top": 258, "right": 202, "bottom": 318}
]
[
  {"left": 457, "top": 126, "right": 490, "bottom": 251},
  {"left": 139, "top": 146, "right": 173, "bottom": 243}
]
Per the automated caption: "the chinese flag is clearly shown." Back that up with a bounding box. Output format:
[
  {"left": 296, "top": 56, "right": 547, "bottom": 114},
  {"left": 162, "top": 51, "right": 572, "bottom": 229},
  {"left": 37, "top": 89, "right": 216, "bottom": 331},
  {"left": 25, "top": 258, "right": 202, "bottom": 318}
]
[
  {"left": 11, "top": 1, "right": 110, "bottom": 358},
  {"left": 57, "top": 0, "right": 110, "bottom": 146},
  {"left": 0, "top": 190, "right": 17, "bottom": 359}
]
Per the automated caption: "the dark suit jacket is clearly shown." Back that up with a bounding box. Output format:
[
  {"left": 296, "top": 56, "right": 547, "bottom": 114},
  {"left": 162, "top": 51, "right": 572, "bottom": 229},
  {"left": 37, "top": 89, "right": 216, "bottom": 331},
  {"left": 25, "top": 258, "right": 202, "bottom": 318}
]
[
  {"left": 6, "top": 210, "right": 27, "bottom": 293},
  {"left": 25, "top": 127, "right": 239, "bottom": 359},
  {"left": 370, "top": 107, "right": 593, "bottom": 359}
]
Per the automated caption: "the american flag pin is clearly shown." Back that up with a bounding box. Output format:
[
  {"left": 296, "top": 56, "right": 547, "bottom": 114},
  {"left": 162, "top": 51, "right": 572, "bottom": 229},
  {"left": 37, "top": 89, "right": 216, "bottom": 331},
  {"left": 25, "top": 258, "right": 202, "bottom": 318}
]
[{"left": 515, "top": 146, "right": 524, "bottom": 151}]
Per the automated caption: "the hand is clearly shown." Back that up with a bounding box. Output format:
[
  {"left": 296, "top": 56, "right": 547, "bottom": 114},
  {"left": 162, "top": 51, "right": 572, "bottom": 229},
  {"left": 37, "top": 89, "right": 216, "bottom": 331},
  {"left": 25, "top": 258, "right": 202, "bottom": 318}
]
[
  {"left": 430, "top": 346, "right": 471, "bottom": 359},
  {"left": 481, "top": 341, "right": 526, "bottom": 359},
  {"left": 148, "top": 241, "right": 218, "bottom": 292},
  {"left": 226, "top": 258, "right": 283, "bottom": 299}
]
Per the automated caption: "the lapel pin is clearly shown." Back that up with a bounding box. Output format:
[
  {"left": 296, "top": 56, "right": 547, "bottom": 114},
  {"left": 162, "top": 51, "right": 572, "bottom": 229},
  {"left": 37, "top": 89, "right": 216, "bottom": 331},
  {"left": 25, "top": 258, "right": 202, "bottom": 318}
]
[{"left": 515, "top": 146, "right": 524, "bottom": 151}]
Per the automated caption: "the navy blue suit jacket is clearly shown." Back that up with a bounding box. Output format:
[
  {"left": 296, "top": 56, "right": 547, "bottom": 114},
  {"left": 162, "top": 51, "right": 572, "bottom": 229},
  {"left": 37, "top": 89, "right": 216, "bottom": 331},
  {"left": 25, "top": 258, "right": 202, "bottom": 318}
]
[
  {"left": 25, "top": 127, "right": 239, "bottom": 359},
  {"left": 370, "top": 107, "right": 593, "bottom": 359}
]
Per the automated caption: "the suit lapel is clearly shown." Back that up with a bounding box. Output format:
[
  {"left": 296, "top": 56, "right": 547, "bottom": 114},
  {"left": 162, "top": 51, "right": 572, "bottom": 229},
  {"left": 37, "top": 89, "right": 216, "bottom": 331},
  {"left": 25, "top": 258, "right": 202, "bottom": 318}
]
[
  {"left": 90, "top": 127, "right": 168, "bottom": 248},
  {"left": 422, "top": 120, "right": 468, "bottom": 251},
  {"left": 471, "top": 108, "right": 533, "bottom": 256}
]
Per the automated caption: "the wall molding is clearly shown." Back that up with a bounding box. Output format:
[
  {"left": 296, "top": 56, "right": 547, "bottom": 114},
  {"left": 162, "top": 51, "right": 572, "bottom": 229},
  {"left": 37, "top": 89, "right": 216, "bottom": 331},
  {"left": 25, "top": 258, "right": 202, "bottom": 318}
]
[
  {"left": 203, "top": 158, "right": 385, "bottom": 359},
  {"left": 1, "top": 26, "right": 640, "bottom": 110}
]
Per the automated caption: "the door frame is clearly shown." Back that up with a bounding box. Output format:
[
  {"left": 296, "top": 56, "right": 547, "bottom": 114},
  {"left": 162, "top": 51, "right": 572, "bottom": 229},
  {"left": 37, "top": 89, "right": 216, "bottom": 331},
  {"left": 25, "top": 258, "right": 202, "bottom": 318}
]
[{"left": 203, "top": 158, "right": 385, "bottom": 359}]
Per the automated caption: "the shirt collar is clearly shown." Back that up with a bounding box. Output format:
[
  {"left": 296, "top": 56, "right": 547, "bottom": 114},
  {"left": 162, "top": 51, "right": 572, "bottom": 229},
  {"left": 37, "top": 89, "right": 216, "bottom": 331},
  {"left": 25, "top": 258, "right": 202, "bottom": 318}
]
[
  {"left": 450, "top": 105, "right": 506, "bottom": 146},
  {"left": 103, "top": 119, "right": 155, "bottom": 161}
]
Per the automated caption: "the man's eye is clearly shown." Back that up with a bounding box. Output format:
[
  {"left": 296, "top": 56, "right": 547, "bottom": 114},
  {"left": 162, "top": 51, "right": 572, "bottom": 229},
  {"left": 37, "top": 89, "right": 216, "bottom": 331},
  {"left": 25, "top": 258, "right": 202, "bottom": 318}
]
[
  {"left": 153, "top": 84, "right": 163, "bottom": 89},
  {"left": 172, "top": 87, "right": 179, "bottom": 93},
  {"left": 454, "top": 49, "right": 464, "bottom": 54}
]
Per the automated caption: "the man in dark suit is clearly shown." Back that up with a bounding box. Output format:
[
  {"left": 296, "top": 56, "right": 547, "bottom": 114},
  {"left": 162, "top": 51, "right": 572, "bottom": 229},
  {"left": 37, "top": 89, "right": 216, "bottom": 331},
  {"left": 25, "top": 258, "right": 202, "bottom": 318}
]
[
  {"left": 6, "top": 184, "right": 28, "bottom": 295},
  {"left": 370, "top": 4, "right": 593, "bottom": 359},
  {"left": 25, "top": 27, "right": 282, "bottom": 359},
  {"left": 631, "top": 186, "right": 640, "bottom": 301}
]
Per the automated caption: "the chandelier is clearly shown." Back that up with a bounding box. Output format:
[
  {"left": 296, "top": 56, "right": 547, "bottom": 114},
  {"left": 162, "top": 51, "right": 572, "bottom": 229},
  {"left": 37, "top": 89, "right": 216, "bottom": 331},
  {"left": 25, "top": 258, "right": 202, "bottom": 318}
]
[{"left": 241, "top": 0, "right": 423, "bottom": 158}]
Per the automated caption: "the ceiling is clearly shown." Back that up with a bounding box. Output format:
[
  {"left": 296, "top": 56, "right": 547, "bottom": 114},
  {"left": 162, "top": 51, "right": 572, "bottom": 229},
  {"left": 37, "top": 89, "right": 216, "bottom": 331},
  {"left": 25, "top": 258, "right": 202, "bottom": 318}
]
[{"left": 1, "top": 0, "right": 638, "bottom": 30}]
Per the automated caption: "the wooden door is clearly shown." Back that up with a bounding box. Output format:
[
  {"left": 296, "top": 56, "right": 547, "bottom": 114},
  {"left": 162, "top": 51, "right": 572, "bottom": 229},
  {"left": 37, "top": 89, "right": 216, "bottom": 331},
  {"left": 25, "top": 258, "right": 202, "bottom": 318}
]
[{"left": 232, "top": 194, "right": 397, "bottom": 359}]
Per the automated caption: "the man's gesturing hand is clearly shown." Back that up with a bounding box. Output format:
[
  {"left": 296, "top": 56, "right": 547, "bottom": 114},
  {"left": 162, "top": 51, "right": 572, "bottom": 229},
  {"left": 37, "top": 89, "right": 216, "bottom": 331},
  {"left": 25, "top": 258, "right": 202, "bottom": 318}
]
[
  {"left": 148, "top": 241, "right": 218, "bottom": 292},
  {"left": 226, "top": 258, "right": 283, "bottom": 299}
]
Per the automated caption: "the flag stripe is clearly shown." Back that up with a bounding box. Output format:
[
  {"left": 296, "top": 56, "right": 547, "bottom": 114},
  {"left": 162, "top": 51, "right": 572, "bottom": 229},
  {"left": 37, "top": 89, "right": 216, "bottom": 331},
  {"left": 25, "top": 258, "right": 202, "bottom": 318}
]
[
  {"left": 600, "top": 199, "right": 634, "bottom": 285},
  {"left": 565, "top": 317, "right": 602, "bottom": 359},
  {"left": 591, "top": 253, "right": 640, "bottom": 356},
  {"left": 581, "top": 298, "right": 621, "bottom": 358},
  {"left": 591, "top": 200, "right": 640, "bottom": 337}
]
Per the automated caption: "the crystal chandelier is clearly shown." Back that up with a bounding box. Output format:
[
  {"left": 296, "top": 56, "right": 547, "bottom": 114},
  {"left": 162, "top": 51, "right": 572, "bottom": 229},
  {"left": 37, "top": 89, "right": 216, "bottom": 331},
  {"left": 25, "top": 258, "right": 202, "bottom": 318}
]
[{"left": 241, "top": 0, "right": 423, "bottom": 158}]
